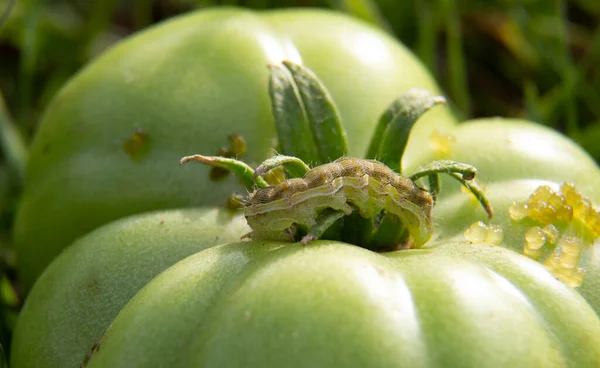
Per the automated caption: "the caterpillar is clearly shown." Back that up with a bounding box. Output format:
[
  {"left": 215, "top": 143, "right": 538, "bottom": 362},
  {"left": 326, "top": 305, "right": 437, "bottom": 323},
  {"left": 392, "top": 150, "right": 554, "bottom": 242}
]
[
  {"left": 244, "top": 157, "right": 433, "bottom": 246},
  {"left": 180, "top": 154, "right": 490, "bottom": 248}
]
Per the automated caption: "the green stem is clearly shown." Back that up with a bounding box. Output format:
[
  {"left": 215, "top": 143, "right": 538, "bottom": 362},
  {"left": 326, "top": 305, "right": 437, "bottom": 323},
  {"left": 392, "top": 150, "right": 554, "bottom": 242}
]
[
  {"left": 253, "top": 155, "right": 310, "bottom": 180},
  {"left": 366, "top": 89, "right": 446, "bottom": 172},
  {"left": 179, "top": 155, "right": 268, "bottom": 189}
]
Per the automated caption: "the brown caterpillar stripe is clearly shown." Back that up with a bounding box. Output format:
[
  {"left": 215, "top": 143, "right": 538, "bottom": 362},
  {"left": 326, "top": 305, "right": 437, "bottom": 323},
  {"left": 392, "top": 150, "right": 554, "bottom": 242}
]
[{"left": 244, "top": 157, "right": 433, "bottom": 246}]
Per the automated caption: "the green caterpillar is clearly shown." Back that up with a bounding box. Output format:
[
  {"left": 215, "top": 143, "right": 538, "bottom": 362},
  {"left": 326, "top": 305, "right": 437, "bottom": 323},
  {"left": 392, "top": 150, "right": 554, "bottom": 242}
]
[
  {"left": 180, "top": 154, "right": 491, "bottom": 248},
  {"left": 245, "top": 157, "right": 433, "bottom": 246}
]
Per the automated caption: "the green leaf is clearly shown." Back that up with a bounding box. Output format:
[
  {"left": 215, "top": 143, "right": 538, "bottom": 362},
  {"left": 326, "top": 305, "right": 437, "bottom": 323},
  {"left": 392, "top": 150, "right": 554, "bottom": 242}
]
[
  {"left": 268, "top": 64, "right": 319, "bottom": 164},
  {"left": 0, "top": 91, "right": 27, "bottom": 185},
  {"left": 282, "top": 61, "right": 348, "bottom": 164},
  {"left": 366, "top": 89, "right": 446, "bottom": 173}
]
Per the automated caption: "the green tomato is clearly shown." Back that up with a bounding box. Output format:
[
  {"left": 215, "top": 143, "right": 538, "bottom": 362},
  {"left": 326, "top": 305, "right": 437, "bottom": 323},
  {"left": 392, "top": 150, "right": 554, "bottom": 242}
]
[
  {"left": 422, "top": 118, "right": 600, "bottom": 238},
  {"left": 10, "top": 207, "right": 248, "bottom": 368},
  {"left": 420, "top": 118, "right": 600, "bottom": 314},
  {"left": 13, "top": 115, "right": 600, "bottom": 366},
  {"left": 14, "top": 7, "right": 456, "bottom": 291},
  {"left": 81, "top": 240, "right": 600, "bottom": 367}
]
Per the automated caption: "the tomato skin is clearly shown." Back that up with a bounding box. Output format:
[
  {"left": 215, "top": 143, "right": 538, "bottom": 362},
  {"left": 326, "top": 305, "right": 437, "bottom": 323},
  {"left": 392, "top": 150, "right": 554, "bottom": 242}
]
[
  {"left": 13, "top": 7, "right": 455, "bottom": 291},
  {"left": 408, "top": 117, "right": 600, "bottom": 314},
  {"left": 82, "top": 240, "right": 600, "bottom": 367},
  {"left": 12, "top": 115, "right": 600, "bottom": 366},
  {"left": 10, "top": 207, "right": 248, "bottom": 368},
  {"left": 427, "top": 118, "right": 600, "bottom": 239},
  {"left": 13, "top": 216, "right": 600, "bottom": 367}
]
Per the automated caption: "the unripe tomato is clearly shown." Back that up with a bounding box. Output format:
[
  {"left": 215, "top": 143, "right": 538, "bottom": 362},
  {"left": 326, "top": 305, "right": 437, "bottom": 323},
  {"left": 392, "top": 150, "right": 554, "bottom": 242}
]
[
  {"left": 14, "top": 7, "right": 455, "bottom": 290},
  {"left": 84, "top": 240, "right": 600, "bottom": 367},
  {"left": 11, "top": 207, "right": 248, "bottom": 368},
  {"left": 424, "top": 118, "right": 600, "bottom": 313}
]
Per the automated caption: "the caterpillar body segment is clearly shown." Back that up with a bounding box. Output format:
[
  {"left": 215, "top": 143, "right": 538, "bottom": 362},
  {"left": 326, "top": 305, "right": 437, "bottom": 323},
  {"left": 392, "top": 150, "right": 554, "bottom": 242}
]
[{"left": 245, "top": 157, "right": 433, "bottom": 246}]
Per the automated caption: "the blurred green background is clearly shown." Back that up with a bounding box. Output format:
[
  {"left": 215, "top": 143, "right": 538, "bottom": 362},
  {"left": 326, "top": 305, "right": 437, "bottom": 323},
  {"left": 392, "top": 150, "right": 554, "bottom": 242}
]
[{"left": 0, "top": 0, "right": 599, "bottom": 358}]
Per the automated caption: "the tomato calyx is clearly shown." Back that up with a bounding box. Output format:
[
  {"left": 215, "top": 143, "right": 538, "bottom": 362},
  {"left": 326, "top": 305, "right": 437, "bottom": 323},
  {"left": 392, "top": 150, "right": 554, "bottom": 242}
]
[
  {"left": 268, "top": 60, "right": 347, "bottom": 165},
  {"left": 181, "top": 61, "right": 493, "bottom": 251}
]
